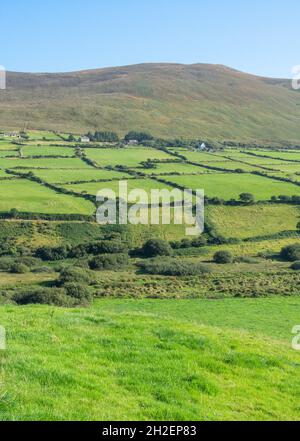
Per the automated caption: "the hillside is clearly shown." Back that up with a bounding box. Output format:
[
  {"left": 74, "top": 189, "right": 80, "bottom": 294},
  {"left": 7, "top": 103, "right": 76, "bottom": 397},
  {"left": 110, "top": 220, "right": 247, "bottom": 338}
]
[{"left": 0, "top": 63, "right": 299, "bottom": 143}]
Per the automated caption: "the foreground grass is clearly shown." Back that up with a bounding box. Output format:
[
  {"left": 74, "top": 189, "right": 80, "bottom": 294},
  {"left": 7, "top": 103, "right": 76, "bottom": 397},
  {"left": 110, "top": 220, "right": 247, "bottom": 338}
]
[{"left": 1, "top": 297, "right": 300, "bottom": 421}]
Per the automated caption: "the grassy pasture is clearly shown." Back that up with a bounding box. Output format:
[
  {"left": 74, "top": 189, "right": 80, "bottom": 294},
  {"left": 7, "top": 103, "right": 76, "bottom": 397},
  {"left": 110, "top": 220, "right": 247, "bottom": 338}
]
[
  {"left": 133, "top": 162, "right": 212, "bottom": 175},
  {"left": 25, "top": 168, "right": 132, "bottom": 183},
  {"left": 270, "top": 163, "right": 300, "bottom": 173},
  {"left": 0, "top": 150, "right": 18, "bottom": 158},
  {"left": 0, "top": 142, "right": 19, "bottom": 150},
  {"left": 203, "top": 237, "right": 300, "bottom": 258},
  {"left": 26, "top": 131, "right": 63, "bottom": 141},
  {"left": 0, "top": 179, "right": 94, "bottom": 214},
  {"left": 165, "top": 173, "right": 300, "bottom": 200},
  {"left": 63, "top": 178, "right": 184, "bottom": 201},
  {"left": 245, "top": 150, "right": 300, "bottom": 161},
  {"left": 22, "top": 145, "right": 76, "bottom": 157},
  {"left": 200, "top": 161, "right": 262, "bottom": 172},
  {"left": 227, "top": 155, "right": 291, "bottom": 167},
  {"left": 269, "top": 172, "right": 300, "bottom": 183},
  {"left": 0, "top": 157, "right": 92, "bottom": 169},
  {"left": 0, "top": 169, "right": 11, "bottom": 178},
  {"left": 177, "top": 150, "right": 231, "bottom": 163},
  {"left": 85, "top": 147, "right": 174, "bottom": 167},
  {"left": 206, "top": 204, "right": 300, "bottom": 239},
  {"left": 1, "top": 297, "right": 300, "bottom": 421}
]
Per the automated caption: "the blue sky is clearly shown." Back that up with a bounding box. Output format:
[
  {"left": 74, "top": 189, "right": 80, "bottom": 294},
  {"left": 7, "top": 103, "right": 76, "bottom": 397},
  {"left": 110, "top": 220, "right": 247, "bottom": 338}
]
[{"left": 1, "top": 0, "right": 299, "bottom": 77}]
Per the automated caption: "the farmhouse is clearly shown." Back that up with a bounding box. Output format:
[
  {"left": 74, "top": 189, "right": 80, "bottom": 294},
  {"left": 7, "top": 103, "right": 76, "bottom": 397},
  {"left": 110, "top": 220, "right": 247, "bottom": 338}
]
[
  {"left": 127, "top": 139, "right": 138, "bottom": 145},
  {"left": 197, "top": 142, "right": 206, "bottom": 151},
  {"left": 80, "top": 136, "right": 90, "bottom": 143},
  {"left": 2, "top": 131, "right": 20, "bottom": 138}
]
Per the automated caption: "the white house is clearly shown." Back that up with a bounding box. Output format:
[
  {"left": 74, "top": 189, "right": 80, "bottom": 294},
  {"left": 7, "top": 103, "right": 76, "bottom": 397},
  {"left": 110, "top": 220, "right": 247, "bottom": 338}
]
[{"left": 80, "top": 136, "right": 90, "bottom": 143}]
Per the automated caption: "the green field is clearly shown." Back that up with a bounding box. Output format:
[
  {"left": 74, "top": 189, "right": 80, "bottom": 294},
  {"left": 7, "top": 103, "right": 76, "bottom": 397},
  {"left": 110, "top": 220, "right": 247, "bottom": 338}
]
[
  {"left": 0, "top": 150, "right": 18, "bottom": 158},
  {"left": 270, "top": 163, "right": 300, "bottom": 173},
  {"left": 245, "top": 150, "right": 300, "bottom": 161},
  {"left": 0, "top": 179, "right": 94, "bottom": 214},
  {"left": 1, "top": 297, "right": 300, "bottom": 420},
  {"left": 132, "top": 162, "right": 211, "bottom": 175},
  {"left": 25, "top": 168, "right": 132, "bottom": 183},
  {"left": 227, "top": 155, "right": 290, "bottom": 166},
  {"left": 0, "top": 157, "right": 92, "bottom": 169},
  {"left": 207, "top": 204, "right": 300, "bottom": 239},
  {"left": 200, "top": 161, "right": 262, "bottom": 172},
  {"left": 166, "top": 173, "right": 300, "bottom": 200},
  {"left": 26, "top": 131, "right": 64, "bottom": 141},
  {"left": 1, "top": 139, "right": 300, "bottom": 422},
  {"left": 85, "top": 147, "right": 174, "bottom": 167},
  {"left": 0, "top": 169, "right": 11, "bottom": 178},
  {"left": 21, "top": 145, "right": 76, "bottom": 157},
  {"left": 0, "top": 141, "right": 20, "bottom": 150},
  {"left": 63, "top": 178, "right": 184, "bottom": 201},
  {"left": 176, "top": 150, "right": 231, "bottom": 163}
]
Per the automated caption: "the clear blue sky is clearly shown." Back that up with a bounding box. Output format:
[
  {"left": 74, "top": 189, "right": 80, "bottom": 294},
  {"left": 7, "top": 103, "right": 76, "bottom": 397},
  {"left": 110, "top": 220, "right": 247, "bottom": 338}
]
[{"left": 1, "top": 0, "right": 299, "bottom": 78}]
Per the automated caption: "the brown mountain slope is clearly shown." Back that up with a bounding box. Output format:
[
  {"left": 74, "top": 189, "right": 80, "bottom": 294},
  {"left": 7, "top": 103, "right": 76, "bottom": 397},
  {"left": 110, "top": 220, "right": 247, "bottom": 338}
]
[{"left": 0, "top": 63, "right": 299, "bottom": 143}]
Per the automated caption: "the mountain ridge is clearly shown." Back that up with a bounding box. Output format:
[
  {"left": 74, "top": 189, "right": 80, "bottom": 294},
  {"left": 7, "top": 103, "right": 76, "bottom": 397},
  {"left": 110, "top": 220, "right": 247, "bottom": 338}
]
[{"left": 0, "top": 63, "right": 299, "bottom": 143}]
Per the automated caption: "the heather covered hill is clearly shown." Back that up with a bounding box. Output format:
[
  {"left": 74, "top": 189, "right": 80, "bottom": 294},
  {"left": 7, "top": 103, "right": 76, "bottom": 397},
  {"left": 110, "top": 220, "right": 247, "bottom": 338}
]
[{"left": 1, "top": 63, "right": 299, "bottom": 143}]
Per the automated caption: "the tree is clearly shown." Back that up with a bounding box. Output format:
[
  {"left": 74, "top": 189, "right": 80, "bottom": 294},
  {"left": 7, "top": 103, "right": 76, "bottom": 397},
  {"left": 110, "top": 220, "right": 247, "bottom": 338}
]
[
  {"left": 239, "top": 193, "right": 255, "bottom": 205},
  {"left": 124, "top": 131, "right": 153, "bottom": 143},
  {"left": 141, "top": 239, "right": 172, "bottom": 257},
  {"left": 140, "top": 159, "right": 157, "bottom": 169},
  {"left": 86, "top": 131, "right": 119, "bottom": 142}
]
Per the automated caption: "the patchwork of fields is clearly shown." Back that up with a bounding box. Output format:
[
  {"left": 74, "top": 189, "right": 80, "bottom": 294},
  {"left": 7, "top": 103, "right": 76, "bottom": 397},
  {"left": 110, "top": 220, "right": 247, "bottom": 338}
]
[
  {"left": 0, "top": 135, "right": 299, "bottom": 234},
  {"left": 0, "top": 131, "right": 300, "bottom": 421}
]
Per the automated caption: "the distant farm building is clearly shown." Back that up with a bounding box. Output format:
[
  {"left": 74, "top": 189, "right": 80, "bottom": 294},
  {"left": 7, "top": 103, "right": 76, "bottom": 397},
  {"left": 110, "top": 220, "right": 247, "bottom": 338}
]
[
  {"left": 2, "top": 131, "right": 20, "bottom": 138},
  {"left": 127, "top": 139, "right": 139, "bottom": 145},
  {"left": 80, "top": 136, "right": 90, "bottom": 143},
  {"left": 195, "top": 142, "right": 207, "bottom": 151}
]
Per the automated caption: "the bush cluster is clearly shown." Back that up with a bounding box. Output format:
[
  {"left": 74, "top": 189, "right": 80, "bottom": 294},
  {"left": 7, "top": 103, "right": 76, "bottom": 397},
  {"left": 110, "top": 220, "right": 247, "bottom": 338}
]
[
  {"left": 213, "top": 251, "right": 233, "bottom": 264},
  {"left": 290, "top": 261, "right": 300, "bottom": 270},
  {"left": 280, "top": 243, "right": 300, "bottom": 262},
  {"left": 89, "top": 253, "right": 128, "bottom": 270},
  {"left": 141, "top": 239, "right": 172, "bottom": 257},
  {"left": 137, "top": 258, "right": 211, "bottom": 276}
]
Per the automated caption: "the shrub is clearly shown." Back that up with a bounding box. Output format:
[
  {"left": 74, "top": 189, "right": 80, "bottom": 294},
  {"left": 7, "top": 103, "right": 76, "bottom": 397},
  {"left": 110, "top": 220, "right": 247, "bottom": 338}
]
[
  {"left": 12, "top": 288, "right": 74, "bottom": 307},
  {"left": 280, "top": 243, "right": 300, "bottom": 261},
  {"left": 239, "top": 193, "right": 255, "bottom": 204},
  {"left": 141, "top": 239, "right": 172, "bottom": 257},
  {"left": 68, "top": 243, "right": 88, "bottom": 258},
  {"left": 213, "top": 250, "right": 233, "bottom": 264},
  {"left": 137, "top": 258, "right": 211, "bottom": 276},
  {"left": 0, "top": 257, "right": 14, "bottom": 271},
  {"left": 58, "top": 266, "right": 95, "bottom": 286},
  {"left": 290, "top": 261, "right": 300, "bottom": 270},
  {"left": 31, "top": 266, "right": 53, "bottom": 273},
  {"left": 89, "top": 253, "right": 129, "bottom": 270},
  {"left": 35, "top": 245, "right": 69, "bottom": 261},
  {"left": 191, "top": 236, "right": 207, "bottom": 247},
  {"left": 10, "top": 263, "right": 29, "bottom": 274},
  {"left": 63, "top": 283, "right": 93, "bottom": 304},
  {"left": 86, "top": 240, "right": 127, "bottom": 255},
  {"left": 18, "top": 256, "right": 40, "bottom": 267}
]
